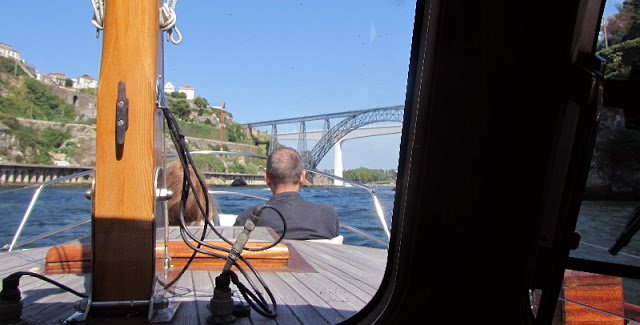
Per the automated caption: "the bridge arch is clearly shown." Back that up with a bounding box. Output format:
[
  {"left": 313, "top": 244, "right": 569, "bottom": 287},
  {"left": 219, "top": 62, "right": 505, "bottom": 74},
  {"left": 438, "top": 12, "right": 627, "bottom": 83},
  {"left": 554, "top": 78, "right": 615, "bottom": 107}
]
[{"left": 307, "top": 106, "right": 403, "bottom": 168}]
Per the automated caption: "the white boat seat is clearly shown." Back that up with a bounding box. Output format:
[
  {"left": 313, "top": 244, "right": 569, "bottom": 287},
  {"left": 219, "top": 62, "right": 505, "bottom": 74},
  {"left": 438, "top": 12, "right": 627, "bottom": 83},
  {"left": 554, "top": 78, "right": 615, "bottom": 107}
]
[{"left": 306, "top": 235, "right": 344, "bottom": 245}]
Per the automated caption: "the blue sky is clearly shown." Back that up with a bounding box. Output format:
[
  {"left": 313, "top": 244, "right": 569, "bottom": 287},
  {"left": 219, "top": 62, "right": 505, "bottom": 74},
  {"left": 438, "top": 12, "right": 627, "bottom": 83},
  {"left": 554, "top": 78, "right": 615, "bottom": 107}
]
[
  {"left": 0, "top": 1, "right": 622, "bottom": 170},
  {"left": 1, "top": 1, "right": 414, "bottom": 170}
]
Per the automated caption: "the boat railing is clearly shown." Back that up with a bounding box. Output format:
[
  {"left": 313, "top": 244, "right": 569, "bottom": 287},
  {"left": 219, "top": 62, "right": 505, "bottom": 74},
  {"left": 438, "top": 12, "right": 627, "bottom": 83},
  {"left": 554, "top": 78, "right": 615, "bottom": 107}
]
[
  {"left": 4, "top": 150, "right": 391, "bottom": 251},
  {"left": 182, "top": 150, "right": 392, "bottom": 246},
  {"left": 3, "top": 169, "right": 95, "bottom": 252},
  {"left": 210, "top": 190, "right": 390, "bottom": 248}
]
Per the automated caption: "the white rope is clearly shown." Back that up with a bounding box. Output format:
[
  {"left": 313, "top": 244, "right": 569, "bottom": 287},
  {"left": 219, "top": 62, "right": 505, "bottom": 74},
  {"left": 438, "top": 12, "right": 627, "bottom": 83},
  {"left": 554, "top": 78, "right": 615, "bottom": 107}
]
[
  {"left": 159, "top": 0, "right": 183, "bottom": 45},
  {"left": 90, "top": 0, "right": 104, "bottom": 38},
  {"left": 89, "top": 0, "right": 182, "bottom": 45}
]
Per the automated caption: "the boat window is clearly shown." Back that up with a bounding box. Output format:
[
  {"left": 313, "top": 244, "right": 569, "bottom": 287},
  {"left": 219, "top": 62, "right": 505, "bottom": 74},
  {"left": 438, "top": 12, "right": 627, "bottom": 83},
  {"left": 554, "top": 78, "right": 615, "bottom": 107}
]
[
  {"left": 164, "top": 0, "right": 416, "bottom": 251},
  {"left": 163, "top": 1, "right": 416, "bottom": 322},
  {"left": 558, "top": 0, "right": 640, "bottom": 322}
]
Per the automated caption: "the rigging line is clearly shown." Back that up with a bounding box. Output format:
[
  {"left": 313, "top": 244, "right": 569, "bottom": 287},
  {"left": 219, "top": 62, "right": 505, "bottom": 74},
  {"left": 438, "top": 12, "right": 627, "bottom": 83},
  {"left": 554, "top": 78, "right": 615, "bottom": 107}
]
[
  {"left": 579, "top": 241, "right": 640, "bottom": 260},
  {"left": 89, "top": 0, "right": 182, "bottom": 44},
  {"left": 0, "top": 184, "right": 41, "bottom": 195},
  {"left": 90, "top": 0, "right": 104, "bottom": 37},
  {"left": 159, "top": 0, "right": 182, "bottom": 44}
]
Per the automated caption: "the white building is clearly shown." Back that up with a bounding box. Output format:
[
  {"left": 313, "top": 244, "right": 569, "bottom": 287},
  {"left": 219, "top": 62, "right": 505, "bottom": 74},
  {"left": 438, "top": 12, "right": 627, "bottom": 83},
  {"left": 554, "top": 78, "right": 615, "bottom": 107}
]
[
  {"left": 42, "top": 72, "right": 66, "bottom": 87},
  {"left": 164, "top": 82, "right": 175, "bottom": 93},
  {"left": 0, "top": 43, "right": 21, "bottom": 61},
  {"left": 178, "top": 84, "right": 195, "bottom": 100},
  {"left": 76, "top": 75, "right": 98, "bottom": 89}
]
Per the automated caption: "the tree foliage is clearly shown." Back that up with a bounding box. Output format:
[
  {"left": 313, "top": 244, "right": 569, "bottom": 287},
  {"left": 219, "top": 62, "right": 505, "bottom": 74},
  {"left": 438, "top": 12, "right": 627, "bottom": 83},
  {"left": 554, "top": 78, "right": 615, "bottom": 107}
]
[
  {"left": 169, "top": 91, "right": 187, "bottom": 99},
  {"left": 344, "top": 167, "right": 390, "bottom": 183},
  {"left": 598, "top": 0, "right": 640, "bottom": 78},
  {"left": 0, "top": 78, "right": 74, "bottom": 121},
  {"left": 0, "top": 114, "right": 71, "bottom": 164},
  {"left": 0, "top": 57, "right": 27, "bottom": 77},
  {"left": 225, "top": 124, "right": 246, "bottom": 143},
  {"left": 170, "top": 99, "right": 191, "bottom": 119},
  {"left": 194, "top": 96, "right": 209, "bottom": 109}
]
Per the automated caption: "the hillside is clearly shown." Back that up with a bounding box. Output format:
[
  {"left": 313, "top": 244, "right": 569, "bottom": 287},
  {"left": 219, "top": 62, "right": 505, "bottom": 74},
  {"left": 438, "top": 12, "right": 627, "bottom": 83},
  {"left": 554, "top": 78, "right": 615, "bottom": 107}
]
[{"left": 0, "top": 57, "right": 271, "bottom": 173}]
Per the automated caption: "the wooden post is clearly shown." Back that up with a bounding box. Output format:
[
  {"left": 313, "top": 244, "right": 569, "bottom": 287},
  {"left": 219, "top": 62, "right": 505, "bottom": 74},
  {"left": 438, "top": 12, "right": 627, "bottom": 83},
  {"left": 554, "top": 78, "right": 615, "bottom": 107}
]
[{"left": 92, "top": 0, "right": 161, "bottom": 312}]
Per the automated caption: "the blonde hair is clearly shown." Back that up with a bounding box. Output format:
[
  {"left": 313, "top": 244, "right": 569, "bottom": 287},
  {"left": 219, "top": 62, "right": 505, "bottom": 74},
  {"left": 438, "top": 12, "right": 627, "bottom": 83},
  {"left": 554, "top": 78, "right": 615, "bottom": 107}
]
[{"left": 166, "top": 161, "right": 218, "bottom": 226}]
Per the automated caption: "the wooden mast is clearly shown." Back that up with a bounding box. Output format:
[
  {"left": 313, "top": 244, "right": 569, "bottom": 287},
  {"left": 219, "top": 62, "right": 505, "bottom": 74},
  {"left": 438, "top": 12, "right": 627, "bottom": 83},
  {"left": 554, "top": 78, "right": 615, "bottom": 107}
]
[{"left": 92, "top": 0, "right": 162, "bottom": 310}]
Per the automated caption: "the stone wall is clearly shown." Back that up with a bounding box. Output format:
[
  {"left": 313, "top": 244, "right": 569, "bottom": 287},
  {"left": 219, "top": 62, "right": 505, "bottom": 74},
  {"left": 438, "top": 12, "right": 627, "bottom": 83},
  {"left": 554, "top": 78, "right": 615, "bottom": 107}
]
[
  {"left": 45, "top": 86, "right": 97, "bottom": 120},
  {"left": 584, "top": 106, "right": 640, "bottom": 200},
  {"left": 7, "top": 118, "right": 260, "bottom": 167}
]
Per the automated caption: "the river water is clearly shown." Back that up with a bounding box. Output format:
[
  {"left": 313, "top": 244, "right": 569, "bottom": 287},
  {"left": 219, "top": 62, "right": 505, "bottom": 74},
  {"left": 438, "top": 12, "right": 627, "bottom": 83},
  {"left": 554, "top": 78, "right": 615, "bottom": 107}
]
[
  {"left": 0, "top": 185, "right": 395, "bottom": 250},
  {"left": 1, "top": 185, "right": 639, "bottom": 304}
]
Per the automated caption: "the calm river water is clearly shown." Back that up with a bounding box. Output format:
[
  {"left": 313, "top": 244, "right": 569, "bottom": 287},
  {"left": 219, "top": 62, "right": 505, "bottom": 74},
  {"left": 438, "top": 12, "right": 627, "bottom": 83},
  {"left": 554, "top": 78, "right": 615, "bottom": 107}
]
[
  {"left": 1, "top": 185, "right": 639, "bottom": 304},
  {"left": 0, "top": 185, "right": 395, "bottom": 250}
]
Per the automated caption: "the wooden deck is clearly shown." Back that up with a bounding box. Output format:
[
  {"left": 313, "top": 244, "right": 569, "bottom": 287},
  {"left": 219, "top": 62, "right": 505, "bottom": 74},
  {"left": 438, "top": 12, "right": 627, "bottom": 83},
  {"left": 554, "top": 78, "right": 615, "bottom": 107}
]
[{"left": 0, "top": 227, "right": 387, "bottom": 324}]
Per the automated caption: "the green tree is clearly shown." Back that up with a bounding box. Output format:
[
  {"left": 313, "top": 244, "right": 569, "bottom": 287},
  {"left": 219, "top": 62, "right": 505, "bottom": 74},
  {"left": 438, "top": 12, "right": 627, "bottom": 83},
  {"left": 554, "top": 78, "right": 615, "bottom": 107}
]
[
  {"left": 64, "top": 78, "right": 73, "bottom": 87},
  {"left": 597, "top": 0, "right": 640, "bottom": 78},
  {"left": 344, "top": 167, "right": 387, "bottom": 183},
  {"left": 170, "top": 91, "right": 187, "bottom": 99},
  {"left": 170, "top": 99, "right": 190, "bottom": 119},
  {"left": 0, "top": 57, "right": 27, "bottom": 76},
  {"left": 0, "top": 115, "right": 71, "bottom": 164},
  {"left": 227, "top": 161, "right": 246, "bottom": 173},
  {"left": 194, "top": 96, "right": 209, "bottom": 109},
  {"left": 225, "top": 124, "right": 246, "bottom": 142}
]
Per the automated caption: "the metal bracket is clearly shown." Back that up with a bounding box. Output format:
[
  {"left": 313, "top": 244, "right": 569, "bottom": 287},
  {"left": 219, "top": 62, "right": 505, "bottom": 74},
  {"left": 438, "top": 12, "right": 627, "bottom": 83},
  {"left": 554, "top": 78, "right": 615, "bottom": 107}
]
[{"left": 116, "top": 81, "right": 129, "bottom": 146}]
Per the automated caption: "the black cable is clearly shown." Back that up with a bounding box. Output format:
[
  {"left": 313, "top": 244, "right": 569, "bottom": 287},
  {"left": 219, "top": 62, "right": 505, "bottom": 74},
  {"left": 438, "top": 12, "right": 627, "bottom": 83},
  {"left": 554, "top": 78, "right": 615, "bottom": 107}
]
[
  {"left": 3, "top": 271, "right": 87, "bottom": 298},
  {"left": 159, "top": 104, "right": 285, "bottom": 318},
  {"left": 226, "top": 270, "right": 278, "bottom": 318},
  {"left": 158, "top": 106, "right": 286, "bottom": 288}
]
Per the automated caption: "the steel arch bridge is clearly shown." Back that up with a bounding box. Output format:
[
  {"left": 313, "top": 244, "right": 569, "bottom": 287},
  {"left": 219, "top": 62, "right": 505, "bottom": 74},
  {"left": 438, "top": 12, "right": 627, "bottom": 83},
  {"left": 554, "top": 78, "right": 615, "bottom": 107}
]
[{"left": 246, "top": 105, "right": 404, "bottom": 168}]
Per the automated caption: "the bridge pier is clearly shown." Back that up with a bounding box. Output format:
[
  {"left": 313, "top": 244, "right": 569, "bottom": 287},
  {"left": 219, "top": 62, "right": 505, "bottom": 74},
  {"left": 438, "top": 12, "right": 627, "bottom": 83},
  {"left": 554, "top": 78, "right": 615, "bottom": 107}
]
[
  {"left": 0, "top": 163, "right": 95, "bottom": 185},
  {"left": 334, "top": 140, "right": 344, "bottom": 186}
]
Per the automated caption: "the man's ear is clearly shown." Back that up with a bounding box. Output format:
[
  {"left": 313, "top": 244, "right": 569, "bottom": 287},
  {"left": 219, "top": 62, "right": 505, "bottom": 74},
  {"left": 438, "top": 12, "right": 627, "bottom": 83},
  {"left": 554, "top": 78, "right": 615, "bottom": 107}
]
[
  {"left": 264, "top": 173, "right": 271, "bottom": 186},
  {"left": 299, "top": 170, "right": 306, "bottom": 185}
]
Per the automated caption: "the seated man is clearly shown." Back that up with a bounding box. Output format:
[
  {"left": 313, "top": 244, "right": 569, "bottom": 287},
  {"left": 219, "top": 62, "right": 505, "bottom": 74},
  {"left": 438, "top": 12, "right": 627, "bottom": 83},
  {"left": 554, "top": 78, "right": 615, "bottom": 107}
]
[
  {"left": 233, "top": 147, "right": 339, "bottom": 240},
  {"left": 166, "top": 160, "right": 219, "bottom": 226}
]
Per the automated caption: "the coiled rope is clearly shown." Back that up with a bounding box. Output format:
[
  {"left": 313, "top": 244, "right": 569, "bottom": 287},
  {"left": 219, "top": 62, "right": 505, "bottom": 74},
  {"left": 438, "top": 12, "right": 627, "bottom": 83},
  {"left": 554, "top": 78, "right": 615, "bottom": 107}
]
[
  {"left": 90, "top": 0, "right": 182, "bottom": 44},
  {"left": 159, "top": 0, "right": 183, "bottom": 45},
  {"left": 90, "top": 0, "right": 104, "bottom": 37}
]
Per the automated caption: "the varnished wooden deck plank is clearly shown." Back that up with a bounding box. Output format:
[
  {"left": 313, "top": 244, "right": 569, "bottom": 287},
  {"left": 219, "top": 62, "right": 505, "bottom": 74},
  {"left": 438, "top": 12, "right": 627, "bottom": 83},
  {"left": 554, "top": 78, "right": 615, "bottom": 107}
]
[
  {"left": 20, "top": 274, "right": 85, "bottom": 324},
  {"left": 0, "top": 247, "right": 50, "bottom": 275},
  {"left": 2, "top": 228, "right": 387, "bottom": 324},
  {"left": 169, "top": 271, "right": 202, "bottom": 325},
  {"left": 295, "top": 241, "right": 386, "bottom": 296},
  {"left": 255, "top": 272, "right": 323, "bottom": 324}
]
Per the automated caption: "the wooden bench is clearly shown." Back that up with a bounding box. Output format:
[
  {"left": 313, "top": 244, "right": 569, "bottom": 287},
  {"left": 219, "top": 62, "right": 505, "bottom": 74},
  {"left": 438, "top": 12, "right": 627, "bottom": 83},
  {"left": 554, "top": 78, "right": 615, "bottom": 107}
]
[
  {"left": 562, "top": 270, "right": 625, "bottom": 325},
  {"left": 45, "top": 226, "right": 315, "bottom": 274}
]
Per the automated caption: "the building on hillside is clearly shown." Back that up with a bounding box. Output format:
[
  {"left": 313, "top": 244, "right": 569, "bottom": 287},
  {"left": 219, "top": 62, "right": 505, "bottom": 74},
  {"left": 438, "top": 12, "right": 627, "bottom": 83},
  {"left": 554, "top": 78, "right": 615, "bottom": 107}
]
[
  {"left": 42, "top": 72, "right": 66, "bottom": 87},
  {"left": 76, "top": 75, "right": 98, "bottom": 89},
  {"left": 164, "top": 82, "right": 175, "bottom": 93},
  {"left": 179, "top": 84, "right": 195, "bottom": 100},
  {"left": 0, "top": 43, "right": 21, "bottom": 61}
]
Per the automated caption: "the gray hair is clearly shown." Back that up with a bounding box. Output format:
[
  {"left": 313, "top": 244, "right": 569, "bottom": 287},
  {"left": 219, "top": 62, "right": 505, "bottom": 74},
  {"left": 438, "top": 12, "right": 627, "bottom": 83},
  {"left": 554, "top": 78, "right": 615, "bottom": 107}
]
[{"left": 266, "top": 147, "right": 303, "bottom": 185}]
